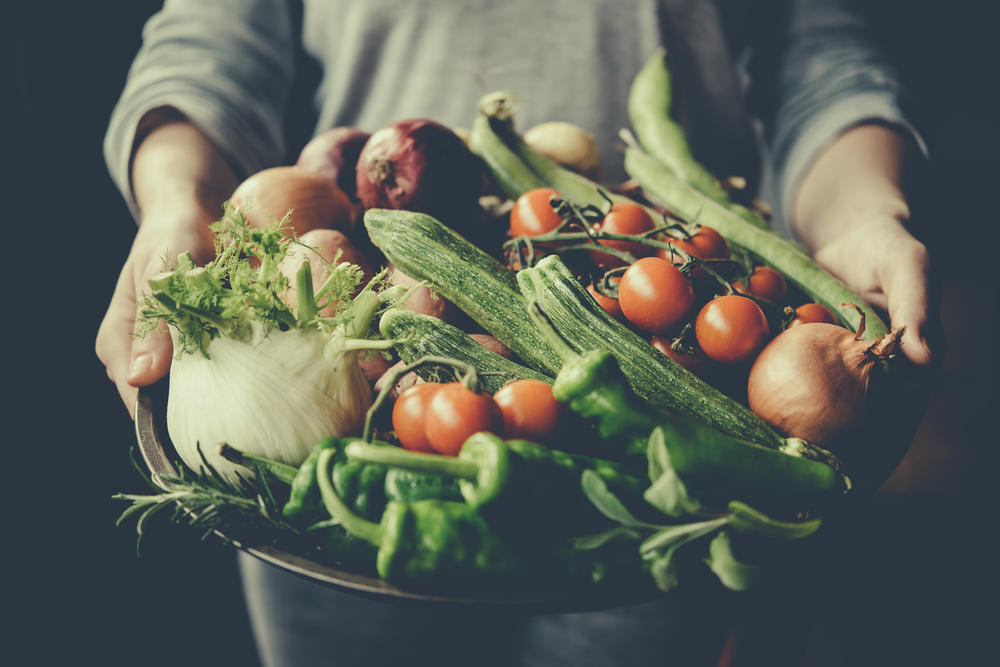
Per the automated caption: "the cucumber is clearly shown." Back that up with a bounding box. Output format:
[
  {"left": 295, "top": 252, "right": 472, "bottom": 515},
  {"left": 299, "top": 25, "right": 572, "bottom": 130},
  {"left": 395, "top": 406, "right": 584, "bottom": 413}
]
[
  {"left": 379, "top": 309, "right": 552, "bottom": 394},
  {"left": 364, "top": 208, "right": 563, "bottom": 375},
  {"left": 518, "top": 255, "right": 784, "bottom": 449}
]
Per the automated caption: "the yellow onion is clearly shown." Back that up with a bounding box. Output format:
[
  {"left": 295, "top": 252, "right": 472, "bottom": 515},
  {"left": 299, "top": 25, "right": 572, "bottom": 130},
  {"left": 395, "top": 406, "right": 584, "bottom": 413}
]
[
  {"left": 523, "top": 121, "right": 602, "bottom": 179},
  {"left": 747, "top": 313, "right": 904, "bottom": 446},
  {"left": 231, "top": 165, "right": 359, "bottom": 235}
]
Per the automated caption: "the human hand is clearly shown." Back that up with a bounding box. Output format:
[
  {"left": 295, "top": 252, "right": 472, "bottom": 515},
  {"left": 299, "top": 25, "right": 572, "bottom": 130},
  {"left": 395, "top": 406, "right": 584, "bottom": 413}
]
[
  {"left": 96, "top": 120, "right": 237, "bottom": 416},
  {"left": 792, "top": 124, "right": 932, "bottom": 365}
]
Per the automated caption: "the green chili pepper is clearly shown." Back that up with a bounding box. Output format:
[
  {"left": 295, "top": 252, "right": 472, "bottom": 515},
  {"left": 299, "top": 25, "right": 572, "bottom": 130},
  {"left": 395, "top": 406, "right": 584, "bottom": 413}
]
[
  {"left": 551, "top": 348, "right": 846, "bottom": 502},
  {"left": 384, "top": 467, "right": 463, "bottom": 504},
  {"left": 344, "top": 433, "right": 648, "bottom": 538},
  {"left": 282, "top": 437, "right": 342, "bottom": 524},
  {"left": 316, "top": 449, "right": 526, "bottom": 581}
]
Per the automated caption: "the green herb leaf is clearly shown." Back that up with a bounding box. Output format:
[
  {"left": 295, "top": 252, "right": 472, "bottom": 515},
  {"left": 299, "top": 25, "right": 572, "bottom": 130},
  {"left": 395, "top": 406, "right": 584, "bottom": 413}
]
[
  {"left": 572, "top": 526, "right": 644, "bottom": 551},
  {"left": 644, "top": 542, "right": 683, "bottom": 592},
  {"left": 643, "top": 428, "right": 701, "bottom": 517},
  {"left": 704, "top": 530, "right": 761, "bottom": 592},
  {"left": 581, "top": 469, "right": 661, "bottom": 529},
  {"left": 727, "top": 500, "right": 822, "bottom": 540}
]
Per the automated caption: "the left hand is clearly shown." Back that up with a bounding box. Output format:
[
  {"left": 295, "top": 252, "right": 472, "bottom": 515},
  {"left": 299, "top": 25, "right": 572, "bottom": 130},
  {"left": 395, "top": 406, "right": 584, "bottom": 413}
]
[{"left": 792, "top": 124, "right": 932, "bottom": 365}]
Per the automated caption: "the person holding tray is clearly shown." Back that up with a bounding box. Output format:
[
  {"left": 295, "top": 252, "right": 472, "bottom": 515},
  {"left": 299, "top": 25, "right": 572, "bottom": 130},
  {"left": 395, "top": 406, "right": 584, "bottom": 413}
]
[{"left": 98, "top": 1, "right": 934, "bottom": 665}]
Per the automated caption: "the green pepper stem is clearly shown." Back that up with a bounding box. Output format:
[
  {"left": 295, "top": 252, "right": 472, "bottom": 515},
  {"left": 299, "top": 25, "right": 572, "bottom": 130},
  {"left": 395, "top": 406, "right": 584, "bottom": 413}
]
[
  {"left": 345, "top": 441, "right": 480, "bottom": 479},
  {"left": 217, "top": 444, "right": 298, "bottom": 485},
  {"left": 316, "top": 449, "right": 383, "bottom": 545}
]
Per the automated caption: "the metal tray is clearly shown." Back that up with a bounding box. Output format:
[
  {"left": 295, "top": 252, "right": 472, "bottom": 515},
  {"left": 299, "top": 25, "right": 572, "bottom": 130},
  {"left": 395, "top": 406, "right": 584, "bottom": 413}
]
[{"left": 134, "top": 381, "right": 663, "bottom": 613}]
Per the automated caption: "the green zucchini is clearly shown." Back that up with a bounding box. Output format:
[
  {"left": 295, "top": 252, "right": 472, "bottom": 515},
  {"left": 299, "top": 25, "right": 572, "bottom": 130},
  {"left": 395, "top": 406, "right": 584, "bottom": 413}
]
[
  {"left": 468, "top": 104, "right": 546, "bottom": 200},
  {"left": 518, "top": 255, "right": 784, "bottom": 449},
  {"left": 379, "top": 309, "right": 552, "bottom": 394},
  {"left": 364, "top": 208, "right": 563, "bottom": 375},
  {"left": 623, "top": 146, "right": 888, "bottom": 338}
]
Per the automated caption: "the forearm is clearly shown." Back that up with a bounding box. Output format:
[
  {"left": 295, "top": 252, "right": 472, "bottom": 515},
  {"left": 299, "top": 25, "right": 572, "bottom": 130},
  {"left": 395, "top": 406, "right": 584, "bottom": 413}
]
[{"left": 792, "top": 124, "right": 912, "bottom": 251}]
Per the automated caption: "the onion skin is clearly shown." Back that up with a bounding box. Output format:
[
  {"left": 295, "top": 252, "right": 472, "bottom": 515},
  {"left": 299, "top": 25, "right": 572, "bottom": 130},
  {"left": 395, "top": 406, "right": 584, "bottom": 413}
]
[
  {"left": 295, "top": 127, "right": 371, "bottom": 202},
  {"left": 231, "top": 166, "right": 359, "bottom": 235},
  {"left": 355, "top": 119, "right": 482, "bottom": 233},
  {"left": 278, "top": 228, "right": 375, "bottom": 317},
  {"left": 747, "top": 322, "right": 903, "bottom": 446}
]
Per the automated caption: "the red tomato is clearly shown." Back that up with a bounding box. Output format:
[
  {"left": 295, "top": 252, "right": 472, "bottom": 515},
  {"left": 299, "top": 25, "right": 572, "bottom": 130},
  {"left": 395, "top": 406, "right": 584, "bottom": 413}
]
[
  {"left": 695, "top": 295, "right": 770, "bottom": 363},
  {"left": 657, "top": 225, "right": 729, "bottom": 265},
  {"left": 509, "top": 188, "right": 564, "bottom": 237},
  {"left": 788, "top": 302, "right": 839, "bottom": 328},
  {"left": 734, "top": 266, "right": 788, "bottom": 303},
  {"left": 586, "top": 278, "right": 622, "bottom": 319},
  {"left": 392, "top": 383, "right": 442, "bottom": 452},
  {"left": 424, "top": 383, "right": 502, "bottom": 456},
  {"left": 588, "top": 202, "right": 656, "bottom": 267},
  {"left": 650, "top": 336, "right": 710, "bottom": 377},
  {"left": 618, "top": 257, "right": 696, "bottom": 334},
  {"left": 493, "top": 379, "right": 563, "bottom": 441}
]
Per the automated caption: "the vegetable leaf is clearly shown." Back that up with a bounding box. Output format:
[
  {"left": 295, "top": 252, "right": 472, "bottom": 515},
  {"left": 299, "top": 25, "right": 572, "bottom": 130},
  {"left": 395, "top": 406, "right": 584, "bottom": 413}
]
[
  {"left": 580, "top": 469, "right": 661, "bottom": 529},
  {"left": 573, "top": 526, "right": 644, "bottom": 551},
  {"left": 727, "top": 500, "right": 822, "bottom": 540},
  {"left": 704, "top": 530, "right": 761, "bottom": 592},
  {"left": 643, "top": 427, "right": 701, "bottom": 517}
]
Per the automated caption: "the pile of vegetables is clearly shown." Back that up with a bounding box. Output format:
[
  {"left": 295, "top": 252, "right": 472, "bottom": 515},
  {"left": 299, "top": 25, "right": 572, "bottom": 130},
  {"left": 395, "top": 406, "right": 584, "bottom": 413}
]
[{"left": 117, "top": 50, "right": 914, "bottom": 597}]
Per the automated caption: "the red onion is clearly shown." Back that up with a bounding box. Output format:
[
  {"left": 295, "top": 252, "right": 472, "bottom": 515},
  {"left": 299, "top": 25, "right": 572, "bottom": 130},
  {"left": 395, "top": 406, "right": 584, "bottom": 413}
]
[
  {"left": 747, "top": 309, "right": 904, "bottom": 446},
  {"left": 355, "top": 119, "right": 483, "bottom": 233},
  {"left": 295, "top": 127, "right": 371, "bottom": 202}
]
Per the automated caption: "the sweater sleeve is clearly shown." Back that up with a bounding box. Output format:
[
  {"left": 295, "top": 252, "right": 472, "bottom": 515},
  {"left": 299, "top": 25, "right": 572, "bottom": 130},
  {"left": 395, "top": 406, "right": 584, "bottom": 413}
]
[
  {"left": 103, "top": 0, "right": 296, "bottom": 220},
  {"left": 757, "top": 0, "right": 928, "bottom": 236}
]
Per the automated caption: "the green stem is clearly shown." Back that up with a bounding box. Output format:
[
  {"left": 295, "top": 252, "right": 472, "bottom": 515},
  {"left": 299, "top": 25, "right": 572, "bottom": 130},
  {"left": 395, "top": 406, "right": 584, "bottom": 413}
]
[
  {"left": 316, "top": 449, "right": 383, "bottom": 545},
  {"left": 217, "top": 444, "right": 298, "bottom": 485},
  {"left": 344, "top": 441, "right": 479, "bottom": 479},
  {"left": 295, "top": 260, "right": 319, "bottom": 324},
  {"left": 639, "top": 516, "right": 729, "bottom": 555}
]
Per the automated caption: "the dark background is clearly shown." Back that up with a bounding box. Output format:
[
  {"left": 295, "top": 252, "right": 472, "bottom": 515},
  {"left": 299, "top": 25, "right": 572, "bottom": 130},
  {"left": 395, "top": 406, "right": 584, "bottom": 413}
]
[{"left": 11, "top": 1, "right": 995, "bottom": 665}]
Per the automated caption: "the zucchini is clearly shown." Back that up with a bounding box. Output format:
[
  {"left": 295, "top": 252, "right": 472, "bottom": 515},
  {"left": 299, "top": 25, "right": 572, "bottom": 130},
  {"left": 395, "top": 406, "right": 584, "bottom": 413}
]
[
  {"left": 364, "top": 208, "right": 563, "bottom": 374},
  {"left": 623, "top": 146, "right": 888, "bottom": 338},
  {"left": 468, "top": 105, "right": 546, "bottom": 200},
  {"left": 518, "top": 255, "right": 784, "bottom": 448},
  {"left": 380, "top": 309, "right": 551, "bottom": 394}
]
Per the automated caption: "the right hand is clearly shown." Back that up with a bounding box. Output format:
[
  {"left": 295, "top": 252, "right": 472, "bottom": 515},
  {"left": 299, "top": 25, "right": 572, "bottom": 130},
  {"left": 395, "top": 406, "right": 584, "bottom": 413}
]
[
  {"left": 96, "top": 210, "right": 216, "bottom": 417},
  {"left": 96, "top": 119, "right": 237, "bottom": 417}
]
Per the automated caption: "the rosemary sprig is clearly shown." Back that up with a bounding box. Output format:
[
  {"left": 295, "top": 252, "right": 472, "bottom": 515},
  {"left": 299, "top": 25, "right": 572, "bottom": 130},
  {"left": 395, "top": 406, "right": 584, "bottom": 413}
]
[{"left": 114, "top": 446, "right": 297, "bottom": 555}]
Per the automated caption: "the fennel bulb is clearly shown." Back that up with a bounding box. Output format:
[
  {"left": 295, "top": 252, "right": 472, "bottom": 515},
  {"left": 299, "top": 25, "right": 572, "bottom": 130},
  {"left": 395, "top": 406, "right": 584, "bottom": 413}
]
[{"left": 139, "top": 208, "right": 399, "bottom": 483}]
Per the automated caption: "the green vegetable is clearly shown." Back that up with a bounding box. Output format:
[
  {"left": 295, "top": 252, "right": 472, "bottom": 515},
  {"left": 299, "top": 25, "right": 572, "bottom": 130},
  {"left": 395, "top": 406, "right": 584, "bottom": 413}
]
[
  {"left": 627, "top": 48, "right": 729, "bottom": 203},
  {"left": 379, "top": 308, "right": 551, "bottom": 393},
  {"left": 623, "top": 146, "right": 887, "bottom": 338},
  {"left": 364, "top": 208, "right": 563, "bottom": 374},
  {"left": 316, "top": 449, "right": 525, "bottom": 581},
  {"left": 468, "top": 108, "right": 547, "bottom": 199},
  {"left": 344, "top": 433, "right": 647, "bottom": 538},
  {"left": 518, "top": 254, "right": 783, "bottom": 448},
  {"left": 544, "top": 338, "right": 846, "bottom": 507}
]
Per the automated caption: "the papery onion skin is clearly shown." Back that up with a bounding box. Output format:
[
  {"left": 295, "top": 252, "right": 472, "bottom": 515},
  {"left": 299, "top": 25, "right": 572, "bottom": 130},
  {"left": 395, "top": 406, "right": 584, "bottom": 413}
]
[
  {"left": 747, "top": 322, "right": 902, "bottom": 446},
  {"left": 278, "top": 228, "right": 375, "bottom": 317},
  {"left": 355, "top": 119, "right": 483, "bottom": 234},
  {"left": 295, "top": 127, "right": 371, "bottom": 202},
  {"left": 231, "top": 165, "right": 359, "bottom": 235}
]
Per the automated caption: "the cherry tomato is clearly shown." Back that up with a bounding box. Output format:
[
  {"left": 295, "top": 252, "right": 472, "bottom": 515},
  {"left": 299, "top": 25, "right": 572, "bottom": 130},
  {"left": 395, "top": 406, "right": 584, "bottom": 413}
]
[
  {"left": 695, "top": 295, "right": 770, "bottom": 363},
  {"left": 650, "top": 336, "right": 710, "bottom": 377},
  {"left": 618, "top": 257, "right": 696, "bottom": 334},
  {"left": 788, "top": 302, "right": 839, "bottom": 328},
  {"left": 588, "top": 202, "right": 656, "bottom": 267},
  {"left": 391, "top": 383, "right": 441, "bottom": 452},
  {"left": 509, "top": 187, "right": 564, "bottom": 237},
  {"left": 586, "top": 277, "right": 622, "bottom": 319},
  {"left": 657, "top": 225, "right": 729, "bottom": 265},
  {"left": 734, "top": 266, "right": 788, "bottom": 303},
  {"left": 493, "top": 379, "right": 563, "bottom": 441},
  {"left": 424, "top": 383, "right": 502, "bottom": 456}
]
